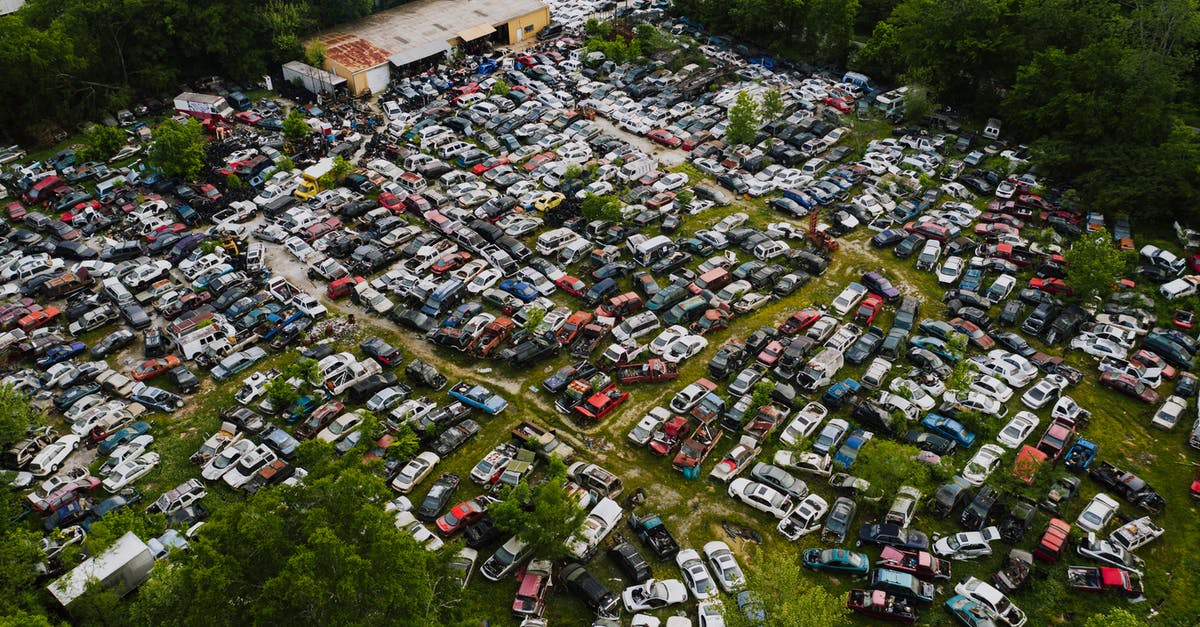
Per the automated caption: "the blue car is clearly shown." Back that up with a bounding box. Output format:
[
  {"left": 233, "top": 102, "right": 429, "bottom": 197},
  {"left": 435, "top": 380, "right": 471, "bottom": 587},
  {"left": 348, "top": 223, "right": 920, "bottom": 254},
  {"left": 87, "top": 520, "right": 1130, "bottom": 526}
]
[
  {"left": 498, "top": 280, "right": 538, "bottom": 303},
  {"left": 909, "top": 336, "right": 958, "bottom": 362},
  {"left": 801, "top": 548, "right": 871, "bottom": 575},
  {"left": 921, "top": 413, "right": 977, "bottom": 448},
  {"left": 443, "top": 302, "right": 483, "bottom": 328},
  {"left": 945, "top": 594, "right": 995, "bottom": 626},
  {"left": 834, "top": 429, "right": 873, "bottom": 468},
  {"left": 448, "top": 382, "right": 508, "bottom": 415},
  {"left": 37, "top": 341, "right": 87, "bottom": 368},
  {"left": 821, "top": 378, "right": 861, "bottom": 410},
  {"left": 959, "top": 268, "right": 985, "bottom": 293}
]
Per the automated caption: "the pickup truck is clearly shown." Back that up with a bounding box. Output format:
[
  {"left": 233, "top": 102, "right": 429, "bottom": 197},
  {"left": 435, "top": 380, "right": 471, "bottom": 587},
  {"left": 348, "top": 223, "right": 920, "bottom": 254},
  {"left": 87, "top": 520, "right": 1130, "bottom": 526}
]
[
  {"left": 672, "top": 421, "right": 722, "bottom": 473},
  {"left": 614, "top": 359, "right": 679, "bottom": 384},
  {"left": 511, "top": 421, "right": 574, "bottom": 462},
  {"left": 469, "top": 318, "right": 515, "bottom": 358},
  {"left": 1088, "top": 461, "right": 1166, "bottom": 513},
  {"left": 628, "top": 512, "right": 679, "bottom": 559},
  {"left": 1062, "top": 438, "right": 1097, "bottom": 472},
  {"left": 1066, "top": 566, "right": 1144, "bottom": 596},
  {"left": 448, "top": 382, "right": 508, "bottom": 415},
  {"left": 573, "top": 385, "right": 630, "bottom": 422}
]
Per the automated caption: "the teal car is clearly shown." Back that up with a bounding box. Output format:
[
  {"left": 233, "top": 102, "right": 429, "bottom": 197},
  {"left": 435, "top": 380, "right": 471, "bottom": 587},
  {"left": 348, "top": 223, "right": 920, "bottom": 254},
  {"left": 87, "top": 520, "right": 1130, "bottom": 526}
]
[
  {"left": 944, "top": 594, "right": 998, "bottom": 626},
  {"left": 801, "top": 548, "right": 870, "bottom": 575}
]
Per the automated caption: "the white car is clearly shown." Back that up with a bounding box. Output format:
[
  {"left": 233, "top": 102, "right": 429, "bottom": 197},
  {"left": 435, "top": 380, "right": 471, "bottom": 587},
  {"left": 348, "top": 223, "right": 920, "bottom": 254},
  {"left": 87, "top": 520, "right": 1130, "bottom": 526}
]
[
  {"left": 671, "top": 381, "right": 712, "bottom": 413},
  {"left": 779, "top": 402, "right": 827, "bottom": 446},
  {"left": 955, "top": 577, "right": 1028, "bottom": 627},
  {"left": 390, "top": 451, "right": 440, "bottom": 494},
  {"left": 962, "top": 444, "right": 1006, "bottom": 486},
  {"left": 701, "top": 541, "right": 746, "bottom": 592},
  {"left": 622, "top": 579, "right": 689, "bottom": 612},
  {"left": 985, "top": 350, "right": 1039, "bottom": 387},
  {"left": 102, "top": 452, "right": 160, "bottom": 492},
  {"left": 654, "top": 172, "right": 690, "bottom": 192},
  {"left": 568, "top": 497, "right": 623, "bottom": 560},
  {"left": 662, "top": 335, "right": 708, "bottom": 363},
  {"left": 1020, "top": 375, "right": 1066, "bottom": 409},
  {"left": 712, "top": 212, "right": 748, "bottom": 233},
  {"left": 1077, "top": 493, "right": 1121, "bottom": 533},
  {"left": 773, "top": 451, "right": 833, "bottom": 477},
  {"left": 943, "top": 392, "right": 1007, "bottom": 417},
  {"left": 728, "top": 478, "right": 793, "bottom": 519},
  {"left": 316, "top": 412, "right": 364, "bottom": 443},
  {"left": 776, "top": 494, "right": 829, "bottom": 541},
  {"left": 830, "top": 282, "right": 868, "bottom": 316},
  {"left": 28, "top": 434, "right": 83, "bottom": 477},
  {"left": 887, "top": 378, "right": 936, "bottom": 411},
  {"left": 649, "top": 325, "right": 690, "bottom": 356},
  {"left": 937, "top": 256, "right": 965, "bottom": 285},
  {"left": 996, "top": 412, "right": 1040, "bottom": 449},
  {"left": 629, "top": 407, "right": 671, "bottom": 446},
  {"left": 201, "top": 438, "right": 254, "bottom": 481},
  {"left": 1069, "top": 335, "right": 1127, "bottom": 360},
  {"left": 467, "top": 268, "right": 502, "bottom": 294},
  {"left": 932, "top": 526, "right": 1000, "bottom": 560},
  {"left": 970, "top": 375, "right": 1014, "bottom": 403},
  {"left": 394, "top": 511, "right": 444, "bottom": 551},
  {"left": 676, "top": 548, "right": 719, "bottom": 601},
  {"left": 1150, "top": 395, "right": 1188, "bottom": 430}
]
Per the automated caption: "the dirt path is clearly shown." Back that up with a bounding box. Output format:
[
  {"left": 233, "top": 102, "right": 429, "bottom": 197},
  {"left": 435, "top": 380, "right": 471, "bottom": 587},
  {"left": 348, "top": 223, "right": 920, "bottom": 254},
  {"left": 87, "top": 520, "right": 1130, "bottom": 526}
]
[{"left": 590, "top": 117, "right": 686, "bottom": 168}]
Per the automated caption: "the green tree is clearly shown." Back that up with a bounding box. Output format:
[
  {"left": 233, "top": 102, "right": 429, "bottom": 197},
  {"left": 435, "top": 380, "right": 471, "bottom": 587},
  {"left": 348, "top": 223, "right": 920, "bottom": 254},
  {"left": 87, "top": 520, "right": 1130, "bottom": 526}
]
[
  {"left": 1085, "top": 608, "right": 1143, "bottom": 627},
  {"left": 129, "top": 467, "right": 463, "bottom": 626},
  {"left": 523, "top": 305, "right": 546, "bottom": 334},
  {"left": 722, "top": 548, "right": 851, "bottom": 627},
  {"left": 81, "top": 124, "right": 128, "bottom": 162},
  {"left": 225, "top": 173, "right": 245, "bottom": 190},
  {"left": 147, "top": 118, "right": 206, "bottom": 181},
  {"left": 747, "top": 380, "right": 775, "bottom": 417},
  {"left": 275, "top": 155, "right": 295, "bottom": 173},
  {"left": 903, "top": 84, "right": 933, "bottom": 123},
  {"left": 1064, "top": 227, "right": 1128, "bottom": 303},
  {"left": 0, "top": 529, "right": 47, "bottom": 617},
  {"left": 330, "top": 155, "right": 353, "bottom": 181},
  {"left": 943, "top": 334, "right": 976, "bottom": 393},
  {"left": 282, "top": 109, "right": 310, "bottom": 145},
  {"left": 303, "top": 41, "right": 326, "bottom": 67},
  {"left": 384, "top": 424, "right": 420, "bottom": 462},
  {"left": 853, "top": 440, "right": 929, "bottom": 507},
  {"left": 264, "top": 376, "right": 299, "bottom": 414},
  {"left": 580, "top": 194, "right": 623, "bottom": 222},
  {"left": 489, "top": 457, "right": 586, "bottom": 560},
  {"left": 726, "top": 90, "right": 760, "bottom": 146},
  {"left": 0, "top": 385, "right": 40, "bottom": 449},
  {"left": 490, "top": 78, "right": 510, "bottom": 96},
  {"left": 760, "top": 88, "right": 784, "bottom": 123},
  {"left": 84, "top": 509, "right": 166, "bottom": 557}
]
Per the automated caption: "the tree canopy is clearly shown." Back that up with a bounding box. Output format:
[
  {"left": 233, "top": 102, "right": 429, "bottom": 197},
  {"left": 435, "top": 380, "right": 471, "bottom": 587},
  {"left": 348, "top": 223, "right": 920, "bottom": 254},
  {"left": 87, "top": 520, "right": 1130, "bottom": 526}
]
[
  {"left": 726, "top": 90, "right": 760, "bottom": 146},
  {"left": 1064, "top": 227, "right": 1129, "bottom": 304},
  {"left": 488, "top": 457, "right": 586, "bottom": 561},
  {"left": 722, "top": 548, "right": 851, "bottom": 627},
  {"left": 81, "top": 125, "right": 128, "bottom": 162},
  {"left": 147, "top": 118, "right": 206, "bottom": 181}
]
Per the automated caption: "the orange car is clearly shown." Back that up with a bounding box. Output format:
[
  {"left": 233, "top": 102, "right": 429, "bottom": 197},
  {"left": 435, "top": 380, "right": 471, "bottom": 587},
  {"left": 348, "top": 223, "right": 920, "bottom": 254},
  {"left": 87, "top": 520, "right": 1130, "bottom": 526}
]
[{"left": 131, "top": 355, "right": 181, "bottom": 381}]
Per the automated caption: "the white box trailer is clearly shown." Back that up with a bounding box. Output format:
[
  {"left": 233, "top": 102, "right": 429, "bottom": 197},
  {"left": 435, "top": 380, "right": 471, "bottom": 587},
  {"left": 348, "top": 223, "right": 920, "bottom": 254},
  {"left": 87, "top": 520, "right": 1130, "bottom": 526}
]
[
  {"left": 281, "top": 60, "right": 347, "bottom": 95},
  {"left": 173, "top": 92, "right": 234, "bottom": 121},
  {"left": 49, "top": 532, "right": 154, "bottom": 606}
]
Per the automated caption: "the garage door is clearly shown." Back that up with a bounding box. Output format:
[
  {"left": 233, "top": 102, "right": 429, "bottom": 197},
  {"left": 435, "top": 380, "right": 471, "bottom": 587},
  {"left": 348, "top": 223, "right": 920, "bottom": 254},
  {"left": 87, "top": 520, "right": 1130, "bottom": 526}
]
[{"left": 365, "top": 65, "right": 390, "bottom": 94}]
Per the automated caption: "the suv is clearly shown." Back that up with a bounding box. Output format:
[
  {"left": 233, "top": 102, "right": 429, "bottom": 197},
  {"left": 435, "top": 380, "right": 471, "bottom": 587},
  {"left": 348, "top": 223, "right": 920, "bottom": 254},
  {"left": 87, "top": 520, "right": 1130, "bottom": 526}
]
[
  {"left": 405, "top": 359, "right": 447, "bottom": 390},
  {"left": 561, "top": 563, "right": 619, "bottom": 618}
]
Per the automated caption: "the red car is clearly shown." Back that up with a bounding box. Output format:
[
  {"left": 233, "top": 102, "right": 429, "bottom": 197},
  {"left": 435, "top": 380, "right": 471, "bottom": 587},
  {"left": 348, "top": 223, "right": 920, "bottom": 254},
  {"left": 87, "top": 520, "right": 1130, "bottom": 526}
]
[
  {"left": 779, "top": 309, "right": 821, "bottom": 335},
  {"left": 1191, "top": 466, "right": 1200, "bottom": 499},
  {"left": 197, "top": 184, "right": 222, "bottom": 202},
  {"left": 645, "top": 192, "right": 676, "bottom": 210},
  {"left": 573, "top": 385, "right": 630, "bottom": 421},
  {"left": 1035, "top": 418, "right": 1076, "bottom": 462},
  {"left": 523, "top": 152, "right": 557, "bottom": 172},
  {"left": 1029, "top": 277, "right": 1073, "bottom": 296},
  {"left": 554, "top": 275, "right": 587, "bottom": 298},
  {"left": 146, "top": 223, "right": 187, "bottom": 242},
  {"left": 378, "top": 192, "right": 405, "bottom": 213},
  {"left": 6, "top": 201, "right": 27, "bottom": 220},
  {"left": 757, "top": 340, "right": 785, "bottom": 367},
  {"left": 979, "top": 212, "right": 1026, "bottom": 229},
  {"left": 435, "top": 497, "right": 490, "bottom": 535},
  {"left": 692, "top": 308, "right": 730, "bottom": 335},
  {"left": 363, "top": 435, "right": 394, "bottom": 463},
  {"left": 431, "top": 252, "right": 471, "bottom": 275},
  {"left": 823, "top": 97, "right": 853, "bottom": 113},
  {"left": 1099, "top": 371, "right": 1160, "bottom": 404},
  {"left": 974, "top": 222, "right": 1019, "bottom": 236},
  {"left": 234, "top": 111, "right": 263, "bottom": 125},
  {"left": 854, "top": 294, "right": 884, "bottom": 325},
  {"left": 472, "top": 156, "right": 509, "bottom": 175},
  {"left": 647, "top": 129, "right": 682, "bottom": 148},
  {"left": 131, "top": 355, "right": 181, "bottom": 381}
]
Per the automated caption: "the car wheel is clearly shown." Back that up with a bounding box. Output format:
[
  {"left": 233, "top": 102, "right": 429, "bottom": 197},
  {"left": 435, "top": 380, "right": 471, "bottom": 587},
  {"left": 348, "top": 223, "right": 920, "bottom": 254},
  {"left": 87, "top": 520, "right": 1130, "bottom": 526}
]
[{"left": 51, "top": 463, "right": 60, "bottom": 473}]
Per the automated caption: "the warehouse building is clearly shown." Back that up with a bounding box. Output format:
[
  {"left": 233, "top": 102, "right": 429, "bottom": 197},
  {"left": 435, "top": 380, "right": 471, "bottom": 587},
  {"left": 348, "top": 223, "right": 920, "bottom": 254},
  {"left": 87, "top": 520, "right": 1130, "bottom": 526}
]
[{"left": 317, "top": 0, "right": 549, "bottom": 93}]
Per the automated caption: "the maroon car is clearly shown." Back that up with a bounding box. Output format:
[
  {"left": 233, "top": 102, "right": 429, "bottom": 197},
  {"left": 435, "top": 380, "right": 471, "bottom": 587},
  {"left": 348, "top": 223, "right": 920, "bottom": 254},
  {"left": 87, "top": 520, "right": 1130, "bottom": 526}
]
[{"left": 1098, "top": 371, "right": 1160, "bottom": 404}]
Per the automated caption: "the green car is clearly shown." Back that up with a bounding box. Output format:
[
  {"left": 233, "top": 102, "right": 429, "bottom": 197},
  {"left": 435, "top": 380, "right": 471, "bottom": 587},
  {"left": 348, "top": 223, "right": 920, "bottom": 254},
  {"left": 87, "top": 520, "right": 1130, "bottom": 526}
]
[{"left": 801, "top": 548, "right": 870, "bottom": 575}]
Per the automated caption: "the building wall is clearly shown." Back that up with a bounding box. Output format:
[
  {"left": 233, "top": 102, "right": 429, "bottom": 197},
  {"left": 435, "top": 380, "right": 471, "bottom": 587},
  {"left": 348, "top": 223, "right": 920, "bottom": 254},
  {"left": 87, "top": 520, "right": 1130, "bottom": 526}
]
[
  {"left": 323, "top": 58, "right": 390, "bottom": 95},
  {"left": 504, "top": 7, "right": 550, "bottom": 44}
]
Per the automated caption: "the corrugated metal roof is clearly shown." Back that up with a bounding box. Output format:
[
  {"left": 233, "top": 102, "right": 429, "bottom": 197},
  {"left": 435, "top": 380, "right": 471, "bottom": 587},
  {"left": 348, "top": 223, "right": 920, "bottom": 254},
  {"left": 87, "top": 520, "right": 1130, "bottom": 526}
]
[{"left": 321, "top": 33, "right": 391, "bottom": 72}]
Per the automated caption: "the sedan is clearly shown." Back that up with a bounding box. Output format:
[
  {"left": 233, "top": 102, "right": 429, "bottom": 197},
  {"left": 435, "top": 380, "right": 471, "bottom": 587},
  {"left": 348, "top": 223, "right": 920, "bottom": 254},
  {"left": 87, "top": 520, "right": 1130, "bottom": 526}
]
[
  {"left": 391, "top": 452, "right": 440, "bottom": 494},
  {"left": 416, "top": 474, "right": 460, "bottom": 522},
  {"left": 676, "top": 548, "right": 719, "bottom": 601},
  {"left": 1020, "top": 375, "right": 1065, "bottom": 409},
  {"left": 996, "top": 412, "right": 1040, "bottom": 449},
  {"left": 813, "top": 418, "right": 851, "bottom": 455},
  {"left": 102, "top": 452, "right": 160, "bottom": 492},
  {"left": 937, "top": 257, "right": 965, "bottom": 285},
  {"left": 777, "top": 494, "right": 829, "bottom": 541},
  {"left": 728, "top": 478, "right": 793, "bottom": 519},
  {"left": 749, "top": 462, "right": 809, "bottom": 499},
  {"left": 1076, "top": 493, "right": 1120, "bottom": 532},
  {"left": 622, "top": 579, "right": 688, "bottom": 612},
  {"left": 831, "top": 282, "right": 867, "bottom": 316},
  {"left": 662, "top": 335, "right": 708, "bottom": 363},
  {"left": 802, "top": 548, "right": 870, "bottom": 575},
  {"left": 628, "top": 407, "right": 670, "bottom": 446},
  {"left": 702, "top": 541, "right": 746, "bottom": 593},
  {"left": 857, "top": 523, "right": 930, "bottom": 551},
  {"left": 822, "top": 496, "right": 857, "bottom": 543},
  {"left": 1098, "top": 371, "right": 1160, "bottom": 404},
  {"left": 932, "top": 526, "right": 1001, "bottom": 560},
  {"left": 1070, "top": 336, "right": 1127, "bottom": 360},
  {"left": 962, "top": 444, "right": 1006, "bottom": 486},
  {"left": 650, "top": 325, "right": 690, "bottom": 356}
]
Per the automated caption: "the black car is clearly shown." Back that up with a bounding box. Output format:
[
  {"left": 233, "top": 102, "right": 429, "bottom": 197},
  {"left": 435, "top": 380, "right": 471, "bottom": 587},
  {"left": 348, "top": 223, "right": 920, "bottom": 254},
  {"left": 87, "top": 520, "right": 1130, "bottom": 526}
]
[
  {"left": 990, "top": 330, "right": 1036, "bottom": 357},
  {"left": 907, "top": 347, "right": 952, "bottom": 378},
  {"left": 858, "top": 522, "right": 929, "bottom": 551},
  {"left": 222, "top": 406, "right": 266, "bottom": 434},
  {"left": 744, "top": 326, "right": 780, "bottom": 356},
  {"left": 903, "top": 430, "right": 957, "bottom": 455},
  {"left": 608, "top": 541, "right": 653, "bottom": 583},
  {"left": 360, "top": 337, "right": 401, "bottom": 366},
  {"left": 143, "top": 327, "right": 165, "bottom": 358},
  {"left": 405, "top": 358, "right": 447, "bottom": 390},
  {"left": 131, "top": 385, "right": 183, "bottom": 412},
  {"left": 430, "top": 419, "right": 481, "bottom": 456},
  {"left": 429, "top": 327, "right": 472, "bottom": 350},
  {"left": 894, "top": 234, "right": 926, "bottom": 259},
  {"left": 91, "top": 328, "right": 135, "bottom": 358},
  {"left": 998, "top": 300, "right": 1024, "bottom": 326},
  {"left": 168, "top": 366, "right": 200, "bottom": 394},
  {"left": 960, "top": 485, "right": 1002, "bottom": 530},
  {"left": 415, "top": 473, "right": 460, "bottom": 521},
  {"left": 562, "top": 563, "right": 620, "bottom": 618},
  {"left": 998, "top": 497, "right": 1038, "bottom": 543},
  {"left": 464, "top": 516, "right": 502, "bottom": 549},
  {"left": 54, "top": 383, "right": 101, "bottom": 412},
  {"left": 845, "top": 326, "right": 883, "bottom": 364},
  {"left": 707, "top": 342, "right": 748, "bottom": 380},
  {"left": 942, "top": 289, "right": 992, "bottom": 311},
  {"left": 393, "top": 308, "right": 438, "bottom": 334},
  {"left": 167, "top": 503, "right": 210, "bottom": 527},
  {"left": 930, "top": 477, "right": 972, "bottom": 518},
  {"left": 871, "top": 229, "right": 906, "bottom": 248}
]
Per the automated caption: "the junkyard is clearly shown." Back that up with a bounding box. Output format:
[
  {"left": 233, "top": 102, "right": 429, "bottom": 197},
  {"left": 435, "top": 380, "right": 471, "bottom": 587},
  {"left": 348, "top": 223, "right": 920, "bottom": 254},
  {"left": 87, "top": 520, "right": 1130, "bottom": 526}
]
[{"left": 2, "top": 1, "right": 1200, "bottom": 626}]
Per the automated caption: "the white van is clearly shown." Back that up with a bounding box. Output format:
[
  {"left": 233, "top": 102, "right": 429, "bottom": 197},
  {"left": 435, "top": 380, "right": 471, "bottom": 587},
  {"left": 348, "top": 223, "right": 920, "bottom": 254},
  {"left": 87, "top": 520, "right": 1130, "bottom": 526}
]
[
  {"left": 633, "top": 235, "right": 674, "bottom": 266},
  {"left": 1160, "top": 276, "right": 1200, "bottom": 300},
  {"left": 618, "top": 158, "right": 655, "bottom": 182},
  {"left": 753, "top": 240, "right": 790, "bottom": 261},
  {"left": 177, "top": 325, "right": 231, "bottom": 361},
  {"left": 417, "top": 125, "right": 452, "bottom": 149},
  {"left": 558, "top": 238, "right": 594, "bottom": 266},
  {"left": 983, "top": 118, "right": 1002, "bottom": 140},
  {"left": 537, "top": 228, "right": 579, "bottom": 256},
  {"left": 797, "top": 347, "right": 844, "bottom": 390}
]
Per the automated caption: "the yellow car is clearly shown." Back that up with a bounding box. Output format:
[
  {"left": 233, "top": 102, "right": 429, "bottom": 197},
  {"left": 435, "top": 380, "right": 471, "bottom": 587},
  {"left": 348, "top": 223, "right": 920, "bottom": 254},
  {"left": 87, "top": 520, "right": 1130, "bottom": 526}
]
[{"left": 533, "top": 192, "right": 565, "bottom": 212}]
